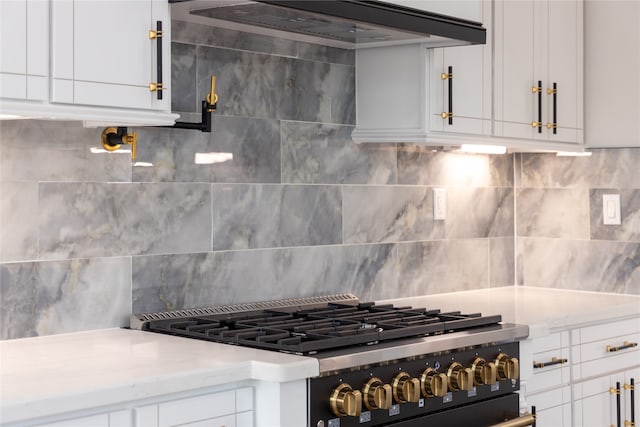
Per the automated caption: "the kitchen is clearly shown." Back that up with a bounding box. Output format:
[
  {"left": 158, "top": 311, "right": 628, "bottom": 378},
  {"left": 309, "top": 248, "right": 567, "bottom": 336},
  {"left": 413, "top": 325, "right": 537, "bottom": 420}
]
[{"left": 0, "top": 0, "right": 639, "bottom": 426}]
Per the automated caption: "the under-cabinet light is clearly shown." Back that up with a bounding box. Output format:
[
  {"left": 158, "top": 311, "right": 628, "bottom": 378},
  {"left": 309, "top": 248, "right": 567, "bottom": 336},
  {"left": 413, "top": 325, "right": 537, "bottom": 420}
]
[
  {"left": 90, "top": 147, "right": 131, "bottom": 154},
  {"left": 458, "top": 144, "right": 507, "bottom": 155},
  {"left": 133, "top": 162, "right": 153, "bottom": 167},
  {"left": 0, "top": 114, "right": 28, "bottom": 119},
  {"left": 556, "top": 151, "right": 592, "bottom": 157},
  {"left": 195, "top": 152, "right": 233, "bottom": 165}
]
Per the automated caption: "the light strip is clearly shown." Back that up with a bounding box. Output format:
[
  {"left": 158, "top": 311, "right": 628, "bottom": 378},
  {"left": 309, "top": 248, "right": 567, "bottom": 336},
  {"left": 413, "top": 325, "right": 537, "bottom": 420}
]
[
  {"left": 458, "top": 144, "right": 507, "bottom": 155},
  {"left": 556, "top": 151, "right": 592, "bottom": 157}
]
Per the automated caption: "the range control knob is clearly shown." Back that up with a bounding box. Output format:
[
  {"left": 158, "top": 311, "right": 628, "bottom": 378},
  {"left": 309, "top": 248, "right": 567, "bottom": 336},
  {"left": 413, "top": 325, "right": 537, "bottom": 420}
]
[
  {"left": 392, "top": 372, "right": 421, "bottom": 403},
  {"left": 447, "top": 362, "right": 474, "bottom": 391},
  {"left": 471, "top": 357, "right": 498, "bottom": 386},
  {"left": 362, "top": 377, "right": 393, "bottom": 410},
  {"left": 420, "top": 367, "right": 448, "bottom": 397},
  {"left": 330, "top": 383, "right": 362, "bottom": 417},
  {"left": 495, "top": 353, "right": 520, "bottom": 380}
]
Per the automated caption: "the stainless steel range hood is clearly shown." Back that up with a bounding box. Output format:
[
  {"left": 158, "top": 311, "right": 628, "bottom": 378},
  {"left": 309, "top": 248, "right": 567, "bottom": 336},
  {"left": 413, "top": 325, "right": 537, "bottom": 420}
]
[{"left": 171, "top": 0, "right": 486, "bottom": 49}]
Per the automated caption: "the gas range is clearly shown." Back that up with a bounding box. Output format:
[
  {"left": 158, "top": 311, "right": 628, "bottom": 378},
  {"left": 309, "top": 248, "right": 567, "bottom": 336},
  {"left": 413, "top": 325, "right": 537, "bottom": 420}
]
[{"left": 131, "top": 294, "right": 533, "bottom": 427}]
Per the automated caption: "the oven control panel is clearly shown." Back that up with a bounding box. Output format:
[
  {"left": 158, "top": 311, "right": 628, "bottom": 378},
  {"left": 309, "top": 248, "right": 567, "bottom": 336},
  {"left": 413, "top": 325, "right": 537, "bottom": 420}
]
[{"left": 309, "top": 342, "right": 520, "bottom": 427}]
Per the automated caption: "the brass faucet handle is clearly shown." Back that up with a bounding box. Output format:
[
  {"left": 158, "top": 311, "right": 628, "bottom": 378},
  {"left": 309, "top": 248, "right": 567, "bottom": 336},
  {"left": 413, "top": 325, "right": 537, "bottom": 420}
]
[{"left": 206, "top": 75, "right": 219, "bottom": 110}]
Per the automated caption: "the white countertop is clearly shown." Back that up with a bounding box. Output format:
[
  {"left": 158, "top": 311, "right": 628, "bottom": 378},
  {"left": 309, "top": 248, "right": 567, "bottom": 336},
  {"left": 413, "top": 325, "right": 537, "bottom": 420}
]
[
  {"left": 381, "top": 286, "right": 640, "bottom": 338},
  {"left": 0, "top": 328, "right": 318, "bottom": 425},
  {"left": 1, "top": 286, "right": 639, "bottom": 425}
]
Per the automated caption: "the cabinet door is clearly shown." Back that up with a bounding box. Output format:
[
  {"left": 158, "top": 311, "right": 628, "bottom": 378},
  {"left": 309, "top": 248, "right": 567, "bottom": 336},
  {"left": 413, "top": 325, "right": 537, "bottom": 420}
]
[
  {"left": 494, "top": 0, "right": 538, "bottom": 139},
  {"left": 51, "top": 0, "right": 170, "bottom": 111},
  {"left": 0, "top": 0, "right": 47, "bottom": 101},
  {"left": 546, "top": 0, "right": 582, "bottom": 143}
]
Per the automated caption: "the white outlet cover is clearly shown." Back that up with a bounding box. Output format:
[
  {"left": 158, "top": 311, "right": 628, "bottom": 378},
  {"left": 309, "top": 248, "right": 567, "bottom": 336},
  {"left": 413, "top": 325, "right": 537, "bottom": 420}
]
[{"left": 433, "top": 188, "right": 446, "bottom": 221}]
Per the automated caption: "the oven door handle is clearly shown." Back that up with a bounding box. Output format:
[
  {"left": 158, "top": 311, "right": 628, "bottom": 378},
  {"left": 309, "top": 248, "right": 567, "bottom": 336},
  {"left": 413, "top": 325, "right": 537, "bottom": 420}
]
[{"left": 488, "top": 410, "right": 536, "bottom": 427}]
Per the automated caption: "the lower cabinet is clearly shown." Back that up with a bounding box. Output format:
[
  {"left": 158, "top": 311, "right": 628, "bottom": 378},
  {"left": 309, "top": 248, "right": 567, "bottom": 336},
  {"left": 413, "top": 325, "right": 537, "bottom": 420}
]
[
  {"left": 522, "top": 316, "right": 640, "bottom": 427},
  {"left": 34, "top": 387, "right": 253, "bottom": 427}
]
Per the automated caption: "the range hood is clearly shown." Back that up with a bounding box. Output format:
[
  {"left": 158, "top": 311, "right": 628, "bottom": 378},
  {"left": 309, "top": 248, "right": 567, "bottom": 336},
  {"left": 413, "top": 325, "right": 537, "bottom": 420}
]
[{"left": 170, "top": 0, "right": 486, "bottom": 49}]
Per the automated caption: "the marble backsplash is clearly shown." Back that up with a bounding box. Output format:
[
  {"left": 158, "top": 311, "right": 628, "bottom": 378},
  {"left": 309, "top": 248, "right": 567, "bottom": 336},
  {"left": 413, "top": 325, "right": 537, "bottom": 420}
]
[{"left": 0, "top": 22, "right": 638, "bottom": 340}]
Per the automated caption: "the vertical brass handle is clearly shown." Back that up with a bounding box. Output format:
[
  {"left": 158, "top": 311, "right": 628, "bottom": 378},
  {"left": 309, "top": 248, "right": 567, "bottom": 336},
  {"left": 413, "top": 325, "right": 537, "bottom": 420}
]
[
  {"left": 149, "top": 20, "right": 164, "bottom": 100},
  {"left": 625, "top": 378, "right": 635, "bottom": 427},
  {"left": 547, "top": 82, "right": 557, "bottom": 134},
  {"left": 532, "top": 80, "right": 542, "bottom": 133},
  {"left": 441, "top": 66, "right": 453, "bottom": 125}
]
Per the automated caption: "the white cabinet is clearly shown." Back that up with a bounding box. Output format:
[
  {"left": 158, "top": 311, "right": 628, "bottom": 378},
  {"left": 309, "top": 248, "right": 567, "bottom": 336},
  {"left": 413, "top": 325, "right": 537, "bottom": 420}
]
[
  {"left": 585, "top": 1, "right": 640, "bottom": 147},
  {"left": 493, "top": 0, "right": 583, "bottom": 145},
  {"left": 32, "top": 388, "right": 253, "bottom": 427},
  {"left": 35, "top": 410, "right": 131, "bottom": 427},
  {"left": 51, "top": 0, "right": 170, "bottom": 112},
  {"left": 520, "top": 331, "right": 572, "bottom": 427},
  {"left": 0, "top": 0, "right": 47, "bottom": 101},
  {"left": 352, "top": 0, "right": 491, "bottom": 144},
  {"left": 137, "top": 388, "right": 253, "bottom": 427},
  {"left": 1, "top": 0, "right": 177, "bottom": 126}
]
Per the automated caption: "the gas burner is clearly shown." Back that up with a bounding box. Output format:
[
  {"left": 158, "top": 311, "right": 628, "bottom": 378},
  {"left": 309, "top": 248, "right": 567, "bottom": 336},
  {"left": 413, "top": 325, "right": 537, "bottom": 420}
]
[{"left": 142, "top": 301, "right": 502, "bottom": 355}]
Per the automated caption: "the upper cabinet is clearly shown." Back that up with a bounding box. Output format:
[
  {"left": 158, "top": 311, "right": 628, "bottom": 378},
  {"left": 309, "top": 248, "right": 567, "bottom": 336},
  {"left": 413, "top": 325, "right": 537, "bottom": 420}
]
[
  {"left": 352, "top": 0, "right": 492, "bottom": 145},
  {"left": 0, "top": 0, "right": 177, "bottom": 126},
  {"left": 584, "top": 1, "right": 640, "bottom": 147},
  {"left": 353, "top": 0, "right": 585, "bottom": 152},
  {"left": 493, "top": 0, "right": 583, "bottom": 146},
  {"left": 0, "top": 0, "right": 47, "bottom": 102}
]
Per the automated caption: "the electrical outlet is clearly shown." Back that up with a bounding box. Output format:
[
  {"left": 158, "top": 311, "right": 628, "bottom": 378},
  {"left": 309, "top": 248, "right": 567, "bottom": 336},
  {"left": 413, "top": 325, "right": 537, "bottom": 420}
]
[
  {"left": 602, "top": 194, "right": 621, "bottom": 225},
  {"left": 433, "top": 188, "right": 446, "bottom": 220}
]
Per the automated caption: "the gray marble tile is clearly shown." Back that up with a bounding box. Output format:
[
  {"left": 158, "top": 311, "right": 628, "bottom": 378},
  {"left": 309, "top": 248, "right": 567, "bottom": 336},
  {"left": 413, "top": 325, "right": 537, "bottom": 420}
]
[
  {"left": 520, "top": 148, "right": 640, "bottom": 188},
  {"left": 397, "top": 240, "right": 490, "bottom": 295},
  {"left": 446, "top": 188, "right": 514, "bottom": 238},
  {"left": 281, "top": 122, "right": 395, "bottom": 184},
  {"left": 328, "top": 64, "right": 356, "bottom": 125},
  {"left": 297, "top": 42, "right": 355, "bottom": 66},
  {"left": 196, "top": 46, "right": 332, "bottom": 123},
  {"left": 590, "top": 189, "right": 640, "bottom": 242},
  {"left": 0, "top": 120, "right": 131, "bottom": 183},
  {"left": 281, "top": 243, "right": 397, "bottom": 301},
  {"left": 212, "top": 184, "right": 342, "bottom": 250},
  {"left": 517, "top": 188, "right": 589, "bottom": 239},
  {"left": 398, "top": 148, "right": 514, "bottom": 187},
  {"left": 171, "top": 20, "right": 298, "bottom": 57},
  {"left": 343, "top": 186, "right": 445, "bottom": 244},
  {"left": 0, "top": 257, "right": 131, "bottom": 339},
  {"left": 133, "top": 116, "right": 280, "bottom": 184},
  {"left": 171, "top": 42, "right": 197, "bottom": 113},
  {"left": 38, "top": 183, "right": 211, "bottom": 259},
  {"left": 132, "top": 250, "right": 281, "bottom": 313},
  {"left": 490, "top": 237, "right": 515, "bottom": 287},
  {"left": 519, "top": 238, "right": 640, "bottom": 294},
  {"left": 1, "top": 182, "right": 38, "bottom": 262}
]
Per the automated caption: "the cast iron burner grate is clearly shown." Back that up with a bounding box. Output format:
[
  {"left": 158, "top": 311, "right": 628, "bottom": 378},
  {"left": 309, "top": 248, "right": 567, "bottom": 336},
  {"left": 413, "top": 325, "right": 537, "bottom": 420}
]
[{"left": 143, "top": 302, "right": 502, "bottom": 355}]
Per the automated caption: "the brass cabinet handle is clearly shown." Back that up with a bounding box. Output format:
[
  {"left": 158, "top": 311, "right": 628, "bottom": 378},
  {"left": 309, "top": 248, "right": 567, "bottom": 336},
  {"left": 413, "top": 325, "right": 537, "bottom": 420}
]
[
  {"left": 533, "top": 357, "right": 568, "bottom": 369},
  {"left": 441, "top": 66, "right": 453, "bottom": 125},
  {"left": 606, "top": 341, "right": 638, "bottom": 353},
  {"left": 533, "top": 80, "right": 542, "bottom": 133},
  {"left": 626, "top": 378, "right": 636, "bottom": 427},
  {"left": 547, "top": 82, "right": 557, "bottom": 134},
  {"left": 149, "top": 20, "right": 164, "bottom": 100}
]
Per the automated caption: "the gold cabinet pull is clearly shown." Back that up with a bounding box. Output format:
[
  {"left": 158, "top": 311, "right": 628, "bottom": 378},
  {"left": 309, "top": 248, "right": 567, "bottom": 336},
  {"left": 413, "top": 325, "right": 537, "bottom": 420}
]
[
  {"left": 606, "top": 341, "right": 638, "bottom": 352},
  {"left": 546, "top": 123, "right": 557, "bottom": 129},
  {"left": 441, "top": 66, "right": 453, "bottom": 125},
  {"left": 148, "top": 29, "right": 163, "bottom": 39},
  {"left": 149, "top": 82, "right": 165, "bottom": 92},
  {"left": 533, "top": 80, "right": 542, "bottom": 133},
  {"left": 624, "top": 421, "right": 635, "bottom": 426},
  {"left": 533, "top": 357, "right": 568, "bottom": 369}
]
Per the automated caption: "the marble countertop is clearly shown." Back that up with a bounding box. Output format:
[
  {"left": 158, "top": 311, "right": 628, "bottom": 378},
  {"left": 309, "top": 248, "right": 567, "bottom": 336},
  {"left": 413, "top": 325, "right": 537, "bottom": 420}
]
[
  {"left": 0, "top": 328, "right": 318, "bottom": 425},
  {"left": 2, "top": 286, "right": 639, "bottom": 424},
  {"left": 381, "top": 286, "right": 640, "bottom": 338}
]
